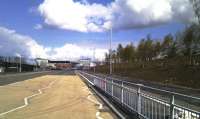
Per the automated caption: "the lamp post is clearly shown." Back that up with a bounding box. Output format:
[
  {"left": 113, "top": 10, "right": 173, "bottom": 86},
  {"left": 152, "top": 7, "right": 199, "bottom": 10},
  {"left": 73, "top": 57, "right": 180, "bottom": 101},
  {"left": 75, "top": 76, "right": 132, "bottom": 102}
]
[
  {"left": 93, "top": 48, "right": 96, "bottom": 73},
  {"left": 19, "top": 56, "right": 22, "bottom": 73},
  {"left": 109, "top": 27, "right": 112, "bottom": 75}
]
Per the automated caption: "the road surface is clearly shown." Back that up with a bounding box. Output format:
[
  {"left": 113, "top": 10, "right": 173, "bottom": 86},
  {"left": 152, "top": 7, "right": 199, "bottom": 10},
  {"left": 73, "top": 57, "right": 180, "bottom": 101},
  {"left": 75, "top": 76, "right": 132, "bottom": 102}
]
[{"left": 0, "top": 71, "right": 117, "bottom": 119}]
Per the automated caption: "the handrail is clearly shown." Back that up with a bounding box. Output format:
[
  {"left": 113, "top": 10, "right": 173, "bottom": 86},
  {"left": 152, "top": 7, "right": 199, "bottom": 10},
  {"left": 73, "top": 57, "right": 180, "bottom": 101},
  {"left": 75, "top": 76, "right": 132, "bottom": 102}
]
[
  {"left": 78, "top": 71, "right": 200, "bottom": 119},
  {"left": 84, "top": 71, "right": 200, "bottom": 100}
]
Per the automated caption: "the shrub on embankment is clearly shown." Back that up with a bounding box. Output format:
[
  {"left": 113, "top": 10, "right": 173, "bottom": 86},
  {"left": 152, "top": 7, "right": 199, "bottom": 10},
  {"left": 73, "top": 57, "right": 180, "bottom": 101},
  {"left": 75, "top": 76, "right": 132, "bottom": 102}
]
[{"left": 94, "top": 57, "right": 200, "bottom": 89}]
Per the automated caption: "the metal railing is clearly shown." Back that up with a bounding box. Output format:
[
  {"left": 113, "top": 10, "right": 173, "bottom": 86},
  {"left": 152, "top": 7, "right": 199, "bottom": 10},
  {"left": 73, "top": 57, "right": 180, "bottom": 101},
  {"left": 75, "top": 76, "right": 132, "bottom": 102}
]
[{"left": 77, "top": 71, "right": 200, "bottom": 119}]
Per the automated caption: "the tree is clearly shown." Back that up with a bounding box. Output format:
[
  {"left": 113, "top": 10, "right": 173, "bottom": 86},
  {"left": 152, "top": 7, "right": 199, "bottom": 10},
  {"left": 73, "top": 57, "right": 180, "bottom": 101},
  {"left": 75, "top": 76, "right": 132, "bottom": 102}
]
[
  {"left": 105, "top": 53, "right": 109, "bottom": 63},
  {"left": 152, "top": 41, "right": 161, "bottom": 58},
  {"left": 111, "top": 50, "right": 117, "bottom": 63},
  {"left": 144, "top": 35, "right": 154, "bottom": 61},
  {"left": 161, "top": 34, "right": 174, "bottom": 57},
  {"left": 162, "top": 34, "right": 173, "bottom": 50},
  {"left": 137, "top": 39, "right": 145, "bottom": 61},
  {"left": 192, "top": 24, "right": 200, "bottom": 55},
  {"left": 183, "top": 25, "right": 195, "bottom": 56},
  {"left": 116, "top": 44, "right": 124, "bottom": 62},
  {"left": 181, "top": 24, "right": 200, "bottom": 64},
  {"left": 167, "top": 42, "right": 177, "bottom": 58},
  {"left": 123, "top": 43, "right": 135, "bottom": 62}
]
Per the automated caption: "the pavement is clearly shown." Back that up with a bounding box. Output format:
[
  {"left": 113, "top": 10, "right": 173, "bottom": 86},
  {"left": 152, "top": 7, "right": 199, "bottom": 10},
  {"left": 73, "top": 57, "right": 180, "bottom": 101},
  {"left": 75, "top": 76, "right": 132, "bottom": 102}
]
[{"left": 0, "top": 71, "right": 117, "bottom": 119}]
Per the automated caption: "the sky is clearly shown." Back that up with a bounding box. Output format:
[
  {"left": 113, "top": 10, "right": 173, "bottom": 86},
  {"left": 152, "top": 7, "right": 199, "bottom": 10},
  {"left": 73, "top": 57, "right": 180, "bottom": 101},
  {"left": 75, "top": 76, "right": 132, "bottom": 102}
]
[{"left": 0, "top": 0, "right": 197, "bottom": 61}]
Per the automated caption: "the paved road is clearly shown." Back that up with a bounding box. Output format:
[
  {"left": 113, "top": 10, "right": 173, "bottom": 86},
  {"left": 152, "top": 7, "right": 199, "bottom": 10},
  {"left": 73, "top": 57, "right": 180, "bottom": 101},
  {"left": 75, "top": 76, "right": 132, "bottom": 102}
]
[
  {"left": 0, "top": 70, "right": 117, "bottom": 119},
  {"left": 0, "top": 71, "right": 65, "bottom": 86}
]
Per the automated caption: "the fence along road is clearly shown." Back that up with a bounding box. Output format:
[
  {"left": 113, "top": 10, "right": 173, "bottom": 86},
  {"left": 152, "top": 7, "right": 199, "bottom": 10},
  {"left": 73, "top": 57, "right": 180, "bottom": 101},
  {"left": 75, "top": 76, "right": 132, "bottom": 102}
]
[{"left": 77, "top": 71, "right": 200, "bottom": 119}]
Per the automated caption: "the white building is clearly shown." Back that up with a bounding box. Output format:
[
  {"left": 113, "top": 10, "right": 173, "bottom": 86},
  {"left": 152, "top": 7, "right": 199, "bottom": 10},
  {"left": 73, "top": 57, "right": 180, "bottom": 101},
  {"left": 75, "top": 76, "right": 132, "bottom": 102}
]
[{"left": 35, "top": 58, "right": 49, "bottom": 70}]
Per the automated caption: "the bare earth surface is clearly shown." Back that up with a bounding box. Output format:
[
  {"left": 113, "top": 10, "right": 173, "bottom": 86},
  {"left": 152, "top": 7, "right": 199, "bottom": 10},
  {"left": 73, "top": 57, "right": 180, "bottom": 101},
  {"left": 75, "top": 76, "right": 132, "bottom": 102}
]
[{"left": 0, "top": 73, "right": 116, "bottom": 119}]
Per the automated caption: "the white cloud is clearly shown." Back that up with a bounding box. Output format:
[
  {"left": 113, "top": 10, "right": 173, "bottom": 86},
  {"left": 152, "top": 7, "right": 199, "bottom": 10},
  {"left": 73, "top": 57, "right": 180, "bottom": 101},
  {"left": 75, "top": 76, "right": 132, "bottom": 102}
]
[
  {"left": 48, "top": 44, "right": 108, "bottom": 61},
  {"left": 0, "top": 26, "right": 108, "bottom": 61},
  {"left": 111, "top": 0, "right": 172, "bottom": 29},
  {"left": 34, "top": 24, "right": 43, "bottom": 30},
  {"left": 38, "top": 0, "right": 112, "bottom": 32},
  {"left": 38, "top": 0, "right": 196, "bottom": 32},
  {"left": 0, "top": 27, "right": 48, "bottom": 58},
  {"left": 112, "top": 0, "right": 196, "bottom": 29}
]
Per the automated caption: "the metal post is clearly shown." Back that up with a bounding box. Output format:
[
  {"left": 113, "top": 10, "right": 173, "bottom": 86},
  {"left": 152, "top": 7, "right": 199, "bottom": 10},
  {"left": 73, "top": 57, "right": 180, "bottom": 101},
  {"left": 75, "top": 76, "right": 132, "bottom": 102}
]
[
  {"left": 170, "top": 95, "right": 175, "bottom": 119},
  {"left": 109, "top": 28, "right": 112, "bottom": 75},
  {"left": 152, "top": 101, "right": 154, "bottom": 119},
  {"left": 111, "top": 79, "right": 114, "bottom": 96},
  {"left": 93, "top": 48, "right": 96, "bottom": 73},
  {"left": 19, "top": 56, "right": 21, "bottom": 73},
  {"left": 121, "top": 82, "right": 124, "bottom": 103},
  {"left": 105, "top": 78, "right": 107, "bottom": 91},
  {"left": 137, "top": 84, "right": 142, "bottom": 115}
]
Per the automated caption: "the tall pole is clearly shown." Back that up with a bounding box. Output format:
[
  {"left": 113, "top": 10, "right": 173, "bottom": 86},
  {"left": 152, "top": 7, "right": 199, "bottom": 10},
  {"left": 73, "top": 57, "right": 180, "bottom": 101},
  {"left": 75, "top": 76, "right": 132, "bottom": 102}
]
[
  {"left": 109, "top": 27, "right": 112, "bottom": 75},
  {"left": 93, "top": 48, "right": 96, "bottom": 73},
  {"left": 19, "top": 56, "right": 21, "bottom": 73}
]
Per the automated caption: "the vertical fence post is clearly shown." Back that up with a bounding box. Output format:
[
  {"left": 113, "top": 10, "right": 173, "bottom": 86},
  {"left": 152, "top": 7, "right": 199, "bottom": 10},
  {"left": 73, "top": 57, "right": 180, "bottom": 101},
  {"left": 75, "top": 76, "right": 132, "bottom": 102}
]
[
  {"left": 170, "top": 95, "right": 175, "bottom": 119},
  {"left": 137, "top": 84, "right": 142, "bottom": 115},
  {"left": 105, "top": 78, "right": 107, "bottom": 92},
  {"left": 112, "top": 79, "right": 114, "bottom": 96},
  {"left": 100, "top": 78, "right": 102, "bottom": 88},
  {"left": 121, "top": 82, "right": 124, "bottom": 103}
]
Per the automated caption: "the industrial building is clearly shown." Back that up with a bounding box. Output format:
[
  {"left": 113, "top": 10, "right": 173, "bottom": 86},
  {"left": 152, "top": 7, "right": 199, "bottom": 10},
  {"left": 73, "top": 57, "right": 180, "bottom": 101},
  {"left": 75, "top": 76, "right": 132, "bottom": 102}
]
[{"left": 0, "top": 56, "right": 37, "bottom": 73}]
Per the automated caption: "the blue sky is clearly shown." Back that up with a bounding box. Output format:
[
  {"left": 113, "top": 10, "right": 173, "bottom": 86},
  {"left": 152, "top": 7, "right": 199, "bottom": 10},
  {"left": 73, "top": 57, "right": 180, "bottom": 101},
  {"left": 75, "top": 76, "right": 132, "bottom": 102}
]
[
  {"left": 0, "top": 0, "right": 194, "bottom": 60},
  {"left": 0, "top": 0, "right": 186, "bottom": 46}
]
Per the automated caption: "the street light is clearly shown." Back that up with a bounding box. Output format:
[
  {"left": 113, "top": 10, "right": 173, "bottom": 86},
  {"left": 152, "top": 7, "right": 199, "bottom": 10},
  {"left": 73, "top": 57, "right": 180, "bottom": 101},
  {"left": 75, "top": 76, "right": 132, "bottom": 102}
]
[
  {"left": 19, "top": 55, "right": 22, "bottom": 73},
  {"left": 93, "top": 48, "right": 96, "bottom": 73},
  {"left": 109, "top": 27, "right": 112, "bottom": 75}
]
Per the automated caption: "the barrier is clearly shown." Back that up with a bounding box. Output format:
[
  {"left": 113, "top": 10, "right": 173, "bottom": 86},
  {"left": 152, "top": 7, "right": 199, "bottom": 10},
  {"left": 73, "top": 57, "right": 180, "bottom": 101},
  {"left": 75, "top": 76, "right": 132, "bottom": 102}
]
[{"left": 78, "top": 71, "right": 200, "bottom": 119}]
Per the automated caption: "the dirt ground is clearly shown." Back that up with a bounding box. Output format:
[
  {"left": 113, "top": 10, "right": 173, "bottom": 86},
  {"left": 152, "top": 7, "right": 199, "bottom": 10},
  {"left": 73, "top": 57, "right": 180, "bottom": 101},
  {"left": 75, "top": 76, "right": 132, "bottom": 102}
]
[{"left": 0, "top": 74, "right": 117, "bottom": 119}]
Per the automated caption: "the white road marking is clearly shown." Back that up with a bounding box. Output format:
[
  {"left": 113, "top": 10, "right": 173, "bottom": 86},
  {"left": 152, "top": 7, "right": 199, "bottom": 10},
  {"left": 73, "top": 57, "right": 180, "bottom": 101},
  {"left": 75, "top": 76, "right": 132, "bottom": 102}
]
[
  {"left": 0, "top": 80, "right": 57, "bottom": 117},
  {"left": 82, "top": 87, "right": 104, "bottom": 119},
  {"left": 87, "top": 94, "right": 104, "bottom": 119}
]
